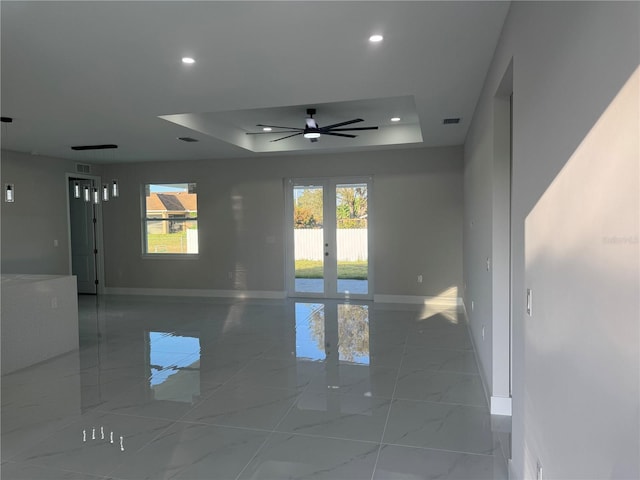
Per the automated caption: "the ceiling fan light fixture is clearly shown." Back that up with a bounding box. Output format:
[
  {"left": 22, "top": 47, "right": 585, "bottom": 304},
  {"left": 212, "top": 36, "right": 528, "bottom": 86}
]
[
  {"left": 262, "top": 127, "right": 272, "bottom": 131},
  {"left": 303, "top": 132, "right": 321, "bottom": 139},
  {"left": 390, "top": 117, "right": 401, "bottom": 122}
]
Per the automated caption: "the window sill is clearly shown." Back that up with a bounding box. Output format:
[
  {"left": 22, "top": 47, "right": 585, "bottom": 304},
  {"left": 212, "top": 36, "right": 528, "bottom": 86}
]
[{"left": 141, "top": 254, "right": 200, "bottom": 260}]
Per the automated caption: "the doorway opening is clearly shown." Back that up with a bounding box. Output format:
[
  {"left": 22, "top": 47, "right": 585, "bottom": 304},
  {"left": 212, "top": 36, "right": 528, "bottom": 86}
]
[
  {"left": 493, "top": 59, "right": 513, "bottom": 457},
  {"left": 67, "top": 174, "right": 104, "bottom": 295}
]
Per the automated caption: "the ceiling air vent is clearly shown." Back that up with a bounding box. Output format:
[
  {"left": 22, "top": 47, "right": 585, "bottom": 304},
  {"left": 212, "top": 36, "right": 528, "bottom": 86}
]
[
  {"left": 76, "top": 163, "right": 92, "bottom": 174},
  {"left": 71, "top": 144, "right": 118, "bottom": 151},
  {"left": 443, "top": 118, "right": 461, "bottom": 125},
  {"left": 178, "top": 137, "right": 199, "bottom": 142}
]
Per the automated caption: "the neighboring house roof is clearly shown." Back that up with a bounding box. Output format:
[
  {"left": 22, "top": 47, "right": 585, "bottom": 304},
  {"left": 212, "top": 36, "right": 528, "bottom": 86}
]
[
  {"left": 174, "top": 192, "right": 198, "bottom": 211},
  {"left": 146, "top": 192, "right": 198, "bottom": 213},
  {"left": 146, "top": 194, "right": 166, "bottom": 212},
  {"left": 157, "top": 193, "right": 185, "bottom": 211}
]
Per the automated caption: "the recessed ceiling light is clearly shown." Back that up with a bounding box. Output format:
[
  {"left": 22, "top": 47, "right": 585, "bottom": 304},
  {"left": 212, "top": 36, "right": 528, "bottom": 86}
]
[
  {"left": 181, "top": 57, "right": 195, "bottom": 64},
  {"left": 262, "top": 127, "right": 272, "bottom": 132},
  {"left": 390, "top": 117, "right": 401, "bottom": 122},
  {"left": 369, "top": 34, "right": 383, "bottom": 43}
]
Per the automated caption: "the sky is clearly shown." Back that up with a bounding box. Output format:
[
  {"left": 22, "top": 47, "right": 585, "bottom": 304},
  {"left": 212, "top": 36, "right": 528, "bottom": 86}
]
[{"left": 149, "top": 183, "right": 189, "bottom": 193}]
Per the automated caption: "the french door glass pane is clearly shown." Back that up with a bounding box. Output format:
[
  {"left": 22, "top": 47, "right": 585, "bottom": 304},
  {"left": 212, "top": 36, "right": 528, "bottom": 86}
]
[
  {"left": 294, "top": 185, "right": 324, "bottom": 294},
  {"left": 336, "top": 183, "right": 368, "bottom": 295}
]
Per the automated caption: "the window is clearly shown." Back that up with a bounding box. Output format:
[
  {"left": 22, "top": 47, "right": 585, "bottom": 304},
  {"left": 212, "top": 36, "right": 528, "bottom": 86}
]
[{"left": 144, "top": 183, "right": 198, "bottom": 255}]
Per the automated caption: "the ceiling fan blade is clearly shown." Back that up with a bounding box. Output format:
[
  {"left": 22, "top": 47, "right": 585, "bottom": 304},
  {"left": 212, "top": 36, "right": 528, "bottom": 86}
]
[
  {"left": 319, "top": 118, "right": 364, "bottom": 130},
  {"left": 270, "top": 132, "right": 303, "bottom": 142},
  {"left": 328, "top": 126, "right": 379, "bottom": 132},
  {"left": 246, "top": 130, "right": 301, "bottom": 135},
  {"left": 256, "top": 124, "right": 303, "bottom": 131},
  {"left": 323, "top": 132, "right": 357, "bottom": 138}
]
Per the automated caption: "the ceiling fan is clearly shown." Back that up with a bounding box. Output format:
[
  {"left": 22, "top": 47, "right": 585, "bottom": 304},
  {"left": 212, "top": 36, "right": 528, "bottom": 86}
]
[{"left": 246, "top": 108, "right": 378, "bottom": 143}]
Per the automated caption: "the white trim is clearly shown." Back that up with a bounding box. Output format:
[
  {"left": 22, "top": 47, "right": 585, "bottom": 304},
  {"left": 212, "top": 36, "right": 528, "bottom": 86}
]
[
  {"left": 373, "top": 294, "right": 463, "bottom": 306},
  {"left": 491, "top": 395, "right": 513, "bottom": 416},
  {"left": 141, "top": 254, "right": 200, "bottom": 260},
  {"left": 103, "top": 287, "right": 286, "bottom": 300},
  {"left": 508, "top": 459, "right": 515, "bottom": 480}
]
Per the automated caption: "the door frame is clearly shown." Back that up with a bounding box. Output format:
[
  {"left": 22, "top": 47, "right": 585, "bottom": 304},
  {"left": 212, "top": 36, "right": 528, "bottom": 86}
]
[
  {"left": 66, "top": 173, "right": 106, "bottom": 295},
  {"left": 284, "top": 176, "right": 373, "bottom": 300}
]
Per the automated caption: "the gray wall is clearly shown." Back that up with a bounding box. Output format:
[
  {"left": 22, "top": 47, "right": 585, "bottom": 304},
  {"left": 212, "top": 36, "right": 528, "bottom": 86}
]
[
  {"left": 524, "top": 67, "right": 638, "bottom": 479},
  {"left": 463, "top": 1, "right": 639, "bottom": 478},
  {"left": 0, "top": 150, "right": 102, "bottom": 274},
  {"left": 1, "top": 146, "right": 463, "bottom": 297},
  {"left": 94, "top": 146, "right": 464, "bottom": 297}
]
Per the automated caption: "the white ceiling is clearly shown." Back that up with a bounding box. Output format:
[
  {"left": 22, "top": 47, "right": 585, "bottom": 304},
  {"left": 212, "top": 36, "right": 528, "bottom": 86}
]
[{"left": 0, "top": 1, "right": 510, "bottom": 164}]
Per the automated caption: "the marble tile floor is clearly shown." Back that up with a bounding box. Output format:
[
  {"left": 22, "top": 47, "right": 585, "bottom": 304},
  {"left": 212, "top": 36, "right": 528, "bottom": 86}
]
[{"left": 1, "top": 295, "right": 509, "bottom": 479}]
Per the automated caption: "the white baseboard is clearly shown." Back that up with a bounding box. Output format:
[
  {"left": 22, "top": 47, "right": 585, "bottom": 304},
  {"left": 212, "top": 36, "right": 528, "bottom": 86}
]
[
  {"left": 103, "top": 287, "right": 287, "bottom": 300},
  {"left": 491, "top": 395, "right": 513, "bottom": 416},
  {"left": 103, "top": 289, "right": 463, "bottom": 304},
  {"left": 373, "top": 294, "right": 463, "bottom": 306}
]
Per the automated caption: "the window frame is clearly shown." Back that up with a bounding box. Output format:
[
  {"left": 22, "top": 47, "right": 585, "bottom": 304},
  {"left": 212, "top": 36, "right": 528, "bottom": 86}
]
[{"left": 141, "top": 182, "right": 199, "bottom": 259}]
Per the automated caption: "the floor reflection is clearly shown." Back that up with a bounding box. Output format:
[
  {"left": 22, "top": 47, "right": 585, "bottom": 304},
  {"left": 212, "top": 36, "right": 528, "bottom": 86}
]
[
  {"left": 295, "top": 302, "right": 372, "bottom": 414},
  {"left": 147, "top": 332, "right": 200, "bottom": 403},
  {"left": 295, "top": 303, "right": 326, "bottom": 362},
  {"left": 337, "top": 304, "right": 369, "bottom": 365},
  {"left": 295, "top": 302, "right": 370, "bottom": 365}
]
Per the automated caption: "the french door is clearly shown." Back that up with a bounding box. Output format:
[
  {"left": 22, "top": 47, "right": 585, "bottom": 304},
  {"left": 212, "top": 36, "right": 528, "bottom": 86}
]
[{"left": 285, "top": 177, "right": 372, "bottom": 299}]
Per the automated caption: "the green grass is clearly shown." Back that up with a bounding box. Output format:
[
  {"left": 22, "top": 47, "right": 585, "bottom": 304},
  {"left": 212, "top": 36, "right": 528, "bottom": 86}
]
[
  {"left": 147, "top": 232, "right": 187, "bottom": 253},
  {"left": 295, "top": 260, "right": 368, "bottom": 280}
]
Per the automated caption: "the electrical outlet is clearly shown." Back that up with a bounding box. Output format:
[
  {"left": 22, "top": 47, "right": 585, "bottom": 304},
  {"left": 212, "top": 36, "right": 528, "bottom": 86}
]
[
  {"left": 417, "top": 274, "right": 423, "bottom": 284},
  {"left": 482, "top": 325, "right": 485, "bottom": 340},
  {"left": 486, "top": 257, "right": 491, "bottom": 271},
  {"left": 53, "top": 239, "right": 59, "bottom": 247},
  {"left": 536, "top": 461, "right": 543, "bottom": 480}
]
